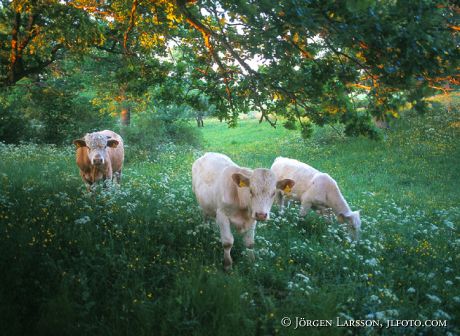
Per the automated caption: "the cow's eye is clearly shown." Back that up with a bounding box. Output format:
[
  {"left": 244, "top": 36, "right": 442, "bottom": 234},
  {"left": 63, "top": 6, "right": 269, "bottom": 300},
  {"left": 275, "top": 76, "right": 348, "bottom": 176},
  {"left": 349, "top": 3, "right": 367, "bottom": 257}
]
[
  {"left": 250, "top": 190, "right": 254, "bottom": 196},
  {"left": 271, "top": 192, "right": 276, "bottom": 198}
]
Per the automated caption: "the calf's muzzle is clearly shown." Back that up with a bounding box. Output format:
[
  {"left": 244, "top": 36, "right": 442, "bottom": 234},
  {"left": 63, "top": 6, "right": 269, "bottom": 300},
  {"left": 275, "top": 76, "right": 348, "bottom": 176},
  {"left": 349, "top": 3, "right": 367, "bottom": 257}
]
[
  {"left": 255, "top": 212, "right": 268, "bottom": 221},
  {"left": 92, "top": 154, "right": 104, "bottom": 165}
]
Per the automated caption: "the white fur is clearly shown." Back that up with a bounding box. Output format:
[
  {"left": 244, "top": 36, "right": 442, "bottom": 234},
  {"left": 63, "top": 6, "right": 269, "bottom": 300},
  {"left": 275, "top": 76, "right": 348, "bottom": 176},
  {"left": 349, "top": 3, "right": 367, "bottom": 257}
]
[
  {"left": 271, "top": 157, "right": 361, "bottom": 240},
  {"left": 192, "top": 152, "right": 294, "bottom": 270}
]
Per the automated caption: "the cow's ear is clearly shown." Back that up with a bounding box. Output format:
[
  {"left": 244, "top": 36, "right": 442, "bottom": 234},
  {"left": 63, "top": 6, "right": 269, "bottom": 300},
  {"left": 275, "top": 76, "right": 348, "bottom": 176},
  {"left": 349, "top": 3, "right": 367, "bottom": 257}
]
[
  {"left": 276, "top": 179, "right": 295, "bottom": 193},
  {"left": 73, "top": 139, "right": 86, "bottom": 148},
  {"left": 337, "top": 213, "right": 346, "bottom": 223},
  {"left": 107, "top": 139, "right": 119, "bottom": 148},
  {"left": 232, "top": 173, "right": 250, "bottom": 188}
]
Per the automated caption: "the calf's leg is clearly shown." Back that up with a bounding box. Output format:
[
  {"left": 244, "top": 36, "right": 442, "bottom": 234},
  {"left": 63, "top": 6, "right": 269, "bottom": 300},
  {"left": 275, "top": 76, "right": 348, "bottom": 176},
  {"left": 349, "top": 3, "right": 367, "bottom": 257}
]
[
  {"left": 113, "top": 171, "right": 122, "bottom": 184},
  {"left": 300, "top": 192, "right": 313, "bottom": 217},
  {"left": 243, "top": 222, "right": 256, "bottom": 261},
  {"left": 276, "top": 191, "right": 286, "bottom": 214},
  {"left": 217, "top": 209, "right": 234, "bottom": 271}
]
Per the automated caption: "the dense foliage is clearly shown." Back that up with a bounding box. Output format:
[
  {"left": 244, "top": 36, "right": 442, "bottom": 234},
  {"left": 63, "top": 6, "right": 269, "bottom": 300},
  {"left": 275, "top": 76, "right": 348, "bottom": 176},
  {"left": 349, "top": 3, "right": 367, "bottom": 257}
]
[
  {"left": 1, "top": 0, "right": 458, "bottom": 141},
  {"left": 0, "top": 95, "right": 459, "bottom": 335}
]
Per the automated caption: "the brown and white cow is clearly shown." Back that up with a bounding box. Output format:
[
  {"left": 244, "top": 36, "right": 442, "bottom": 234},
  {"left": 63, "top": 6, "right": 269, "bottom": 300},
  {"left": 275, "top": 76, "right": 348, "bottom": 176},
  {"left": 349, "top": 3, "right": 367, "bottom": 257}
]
[
  {"left": 73, "top": 130, "right": 124, "bottom": 191},
  {"left": 192, "top": 152, "right": 294, "bottom": 271}
]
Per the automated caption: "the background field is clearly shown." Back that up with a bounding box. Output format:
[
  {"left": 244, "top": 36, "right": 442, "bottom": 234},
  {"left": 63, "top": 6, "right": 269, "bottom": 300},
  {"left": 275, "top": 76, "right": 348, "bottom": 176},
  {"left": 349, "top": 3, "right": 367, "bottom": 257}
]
[{"left": 0, "top": 96, "right": 459, "bottom": 335}]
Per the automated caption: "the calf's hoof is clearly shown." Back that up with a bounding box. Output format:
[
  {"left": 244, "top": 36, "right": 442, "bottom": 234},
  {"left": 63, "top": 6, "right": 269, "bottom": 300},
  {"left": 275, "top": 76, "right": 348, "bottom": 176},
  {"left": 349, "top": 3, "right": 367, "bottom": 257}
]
[{"left": 223, "top": 258, "right": 233, "bottom": 272}]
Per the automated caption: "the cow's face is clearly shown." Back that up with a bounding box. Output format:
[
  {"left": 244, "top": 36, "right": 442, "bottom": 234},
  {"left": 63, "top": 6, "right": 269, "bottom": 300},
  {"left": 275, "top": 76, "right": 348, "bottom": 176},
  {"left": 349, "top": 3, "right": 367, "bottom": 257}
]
[
  {"left": 73, "top": 132, "right": 119, "bottom": 166},
  {"left": 338, "top": 211, "right": 361, "bottom": 240},
  {"left": 233, "top": 169, "right": 295, "bottom": 221}
]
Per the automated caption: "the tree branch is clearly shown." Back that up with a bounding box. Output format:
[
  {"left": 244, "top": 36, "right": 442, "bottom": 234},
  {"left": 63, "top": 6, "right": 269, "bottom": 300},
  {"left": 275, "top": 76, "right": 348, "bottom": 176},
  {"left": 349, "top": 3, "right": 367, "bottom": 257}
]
[
  {"left": 8, "top": 11, "right": 21, "bottom": 84},
  {"left": 177, "top": 0, "right": 234, "bottom": 105},
  {"left": 18, "top": 14, "right": 38, "bottom": 53},
  {"left": 66, "top": 2, "right": 119, "bottom": 20},
  {"left": 123, "top": 0, "right": 138, "bottom": 54},
  {"left": 2, "top": 44, "right": 63, "bottom": 87},
  {"left": 177, "top": 1, "right": 342, "bottom": 128}
]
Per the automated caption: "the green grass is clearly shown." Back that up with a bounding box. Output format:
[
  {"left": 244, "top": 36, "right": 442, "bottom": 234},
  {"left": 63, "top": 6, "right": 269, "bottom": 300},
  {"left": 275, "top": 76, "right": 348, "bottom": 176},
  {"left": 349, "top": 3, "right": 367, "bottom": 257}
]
[{"left": 0, "top": 96, "right": 459, "bottom": 335}]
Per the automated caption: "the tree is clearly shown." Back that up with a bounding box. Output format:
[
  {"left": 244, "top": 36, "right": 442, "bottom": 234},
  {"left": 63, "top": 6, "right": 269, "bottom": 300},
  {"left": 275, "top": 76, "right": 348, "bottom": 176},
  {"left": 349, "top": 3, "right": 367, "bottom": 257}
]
[
  {"left": 1, "top": 0, "right": 458, "bottom": 137},
  {"left": 0, "top": 56, "right": 114, "bottom": 144},
  {"left": 174, "top": 0, "right": 459, "bottom": 136},
  {"left": 0, "top": 0, "right": 102, "bottom": 87},
  {"left": 64, "top": 0, "right": 182, "bottom": 127}
]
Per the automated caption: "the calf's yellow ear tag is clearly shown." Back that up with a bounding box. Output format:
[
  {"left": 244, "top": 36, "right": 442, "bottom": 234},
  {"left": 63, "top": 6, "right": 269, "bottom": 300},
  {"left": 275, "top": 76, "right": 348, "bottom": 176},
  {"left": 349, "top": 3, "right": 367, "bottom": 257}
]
[
  {"left": 239, "top": 180, "right": 247, "bottom": 187},
  {"left": 283, "top": 185, "right": 292, "bottom": 193}
]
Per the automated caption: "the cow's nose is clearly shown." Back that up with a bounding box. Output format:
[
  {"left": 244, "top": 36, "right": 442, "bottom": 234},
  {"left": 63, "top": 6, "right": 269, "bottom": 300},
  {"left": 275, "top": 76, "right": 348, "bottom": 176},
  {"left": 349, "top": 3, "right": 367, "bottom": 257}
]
[
  {"left": 93, "top": 156, "right": 103, "bottom": 165},
  {"left": 255, "top": 212, "right": 268, "bottom": 221}
]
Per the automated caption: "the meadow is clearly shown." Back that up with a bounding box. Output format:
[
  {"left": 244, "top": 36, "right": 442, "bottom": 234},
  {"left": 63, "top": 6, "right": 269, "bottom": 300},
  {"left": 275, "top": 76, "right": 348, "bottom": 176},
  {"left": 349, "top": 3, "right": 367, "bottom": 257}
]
[{"left": 0, "top": 95, "right": 459, "bottom": 335}]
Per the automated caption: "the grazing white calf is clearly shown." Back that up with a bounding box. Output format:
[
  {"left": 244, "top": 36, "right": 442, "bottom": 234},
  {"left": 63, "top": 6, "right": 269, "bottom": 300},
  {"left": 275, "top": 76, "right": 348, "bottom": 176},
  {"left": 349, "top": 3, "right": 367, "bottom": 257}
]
[
  {"left": 271, "top": 157, "right": 361, "bottom": 240},
  {"left": 73, "top": 130, "right": 124, "bottom": 191},
  {"left": 192, "top": 153, "right": 295, "bottom": 271}
]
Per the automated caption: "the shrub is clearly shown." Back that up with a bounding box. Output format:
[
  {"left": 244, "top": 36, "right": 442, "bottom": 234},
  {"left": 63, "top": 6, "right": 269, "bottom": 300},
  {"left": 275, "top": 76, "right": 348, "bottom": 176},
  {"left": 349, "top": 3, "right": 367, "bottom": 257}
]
[
  {"left": 164, "top": 120, "right": 202, "bottom": 146},
  {"left": 121, "top": 108, "right": 202, "bottom": 148},
  {"left": 0, "top": 79, "right": 114, "bottom": 145},
  {"left": 0, "top": 104, "right": 30, "bottom": 144}
]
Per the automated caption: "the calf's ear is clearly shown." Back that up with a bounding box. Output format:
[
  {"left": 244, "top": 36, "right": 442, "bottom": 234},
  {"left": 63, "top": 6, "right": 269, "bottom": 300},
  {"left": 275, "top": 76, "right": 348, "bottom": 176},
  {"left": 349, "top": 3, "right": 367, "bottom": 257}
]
[
  {"left": 338, "top": 213, "right": 356, "bottom": 223},
  {"left": 276, "top": 179, "right": 295, "bottom": 193},
  {"left": 232, "top": 173, "right": 250, "bottom": 188},
  {"left": 107, "top": 139, "right": 119, "bottom": 148},
  {"left": 337, "top": 213, "right": 346, "bottom": 223},
  {"left": 73, "top": 139, "right": 86, "bottom": 148}
]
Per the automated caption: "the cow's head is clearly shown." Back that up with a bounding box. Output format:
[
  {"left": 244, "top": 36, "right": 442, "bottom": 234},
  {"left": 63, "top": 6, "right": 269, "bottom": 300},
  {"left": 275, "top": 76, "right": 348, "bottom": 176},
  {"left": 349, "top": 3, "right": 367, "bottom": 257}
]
[
  {"left": 338, "top": 210, "right": 361, "bottom": 240},
  {"left": 232, "top": 168, "right": 294, "bottom": 221},
  {"left": 73, "top": 132, "right": 119, "bottom": 166}
]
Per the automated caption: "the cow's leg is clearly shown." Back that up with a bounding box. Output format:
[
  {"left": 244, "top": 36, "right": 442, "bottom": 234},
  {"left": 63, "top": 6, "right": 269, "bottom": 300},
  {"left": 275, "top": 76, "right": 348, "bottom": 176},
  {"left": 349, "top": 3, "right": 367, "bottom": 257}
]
[
  {"left": 83, "top": 179, "right": 92, "bottom": 192},
  {"left": 217, "top": 209, "right": 234, "bottom": 271},
  {"left": 201, "top": 211, "right": 211, "bottom": 225},
  {"left": 276, "top": 191, "right": 285, "bottom": 214},
  {"left": 243, "top": 222, "right": 256, "bottom": 262},
  {"left": 114, "top": 171, "right": 122, "bottom": 184},
  {"left": 80, "top": 171, "right": 91, "bottom": 192},
  {"left": 299, "top": 193, "right": 313, "bottom": 217},
  {"left": 103, "top": 168, "right": 113, "bottom": 188}
]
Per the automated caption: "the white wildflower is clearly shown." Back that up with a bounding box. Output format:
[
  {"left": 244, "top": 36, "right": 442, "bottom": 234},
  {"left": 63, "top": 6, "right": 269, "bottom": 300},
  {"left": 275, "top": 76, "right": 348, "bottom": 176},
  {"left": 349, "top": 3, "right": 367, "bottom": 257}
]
[
  {"left": 369, "top": 295, "right": 381, "bottom": 303},
  {"left": 433, "top": 309, "right": 451, "bottom": 320},
  {"left": 296, "top": 273, "right": 310, "bottom": 283},
  {"left": 365, "top": 258, "right": 378, "bottom": 267},
  {"left": 426, "top": 294, "right": 442, "bottom": 304},
  {"left": 443, "top": 220, "right": 454, "bottom": 229},
  {"left": 74, "top": 216, "right": 90, "bottom": 225}
]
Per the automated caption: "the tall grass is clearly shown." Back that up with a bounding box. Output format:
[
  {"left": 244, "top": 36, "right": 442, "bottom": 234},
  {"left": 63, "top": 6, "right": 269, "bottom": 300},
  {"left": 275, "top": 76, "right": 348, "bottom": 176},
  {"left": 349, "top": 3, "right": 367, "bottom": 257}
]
[{"left": 0, "top": 95, "right": 459, "bottom": 335}]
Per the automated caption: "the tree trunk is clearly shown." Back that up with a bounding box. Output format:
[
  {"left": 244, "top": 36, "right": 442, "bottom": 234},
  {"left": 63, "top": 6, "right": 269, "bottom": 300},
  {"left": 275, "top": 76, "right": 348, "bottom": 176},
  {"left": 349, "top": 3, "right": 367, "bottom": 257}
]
[
  {"left": 196, "top": 115, "right": 204, "bottom": 127},
  {"left": 119, "top": 86, "right": 130, "bottom": 127},
  {"left": 7, "top": 12, "right": 21, "bottom": 85},
  {"left": 121, "top": 106, "right": 130, "bottom": 126}
]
